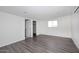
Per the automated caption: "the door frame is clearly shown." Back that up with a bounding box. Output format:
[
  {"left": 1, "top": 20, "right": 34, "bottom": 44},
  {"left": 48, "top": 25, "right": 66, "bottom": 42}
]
[
  {"left": 33, "top": 21, "right": 37, "bottom": 37},
  {"left": 25, "top": 19, "right": 29, "bottom": 39}
]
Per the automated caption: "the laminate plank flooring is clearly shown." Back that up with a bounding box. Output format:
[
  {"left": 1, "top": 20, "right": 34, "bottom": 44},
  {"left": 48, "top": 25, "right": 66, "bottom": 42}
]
[{"left": 0, "top": 35, "right": 79, "bottom": 53}]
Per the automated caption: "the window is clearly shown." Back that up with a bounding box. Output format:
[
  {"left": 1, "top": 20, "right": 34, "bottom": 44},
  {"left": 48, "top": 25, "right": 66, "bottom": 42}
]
[{"left": 48, "top": 20, "right": 58, "bottom": 27}]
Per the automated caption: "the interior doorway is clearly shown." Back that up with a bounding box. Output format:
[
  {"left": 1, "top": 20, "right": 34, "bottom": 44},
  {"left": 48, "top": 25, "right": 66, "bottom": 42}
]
[
  {"left": 25, "top": 19, "right": 31, "bottom": 39},
  {"left": 33, "top": 21, "right": 36, "bottom": 37}
]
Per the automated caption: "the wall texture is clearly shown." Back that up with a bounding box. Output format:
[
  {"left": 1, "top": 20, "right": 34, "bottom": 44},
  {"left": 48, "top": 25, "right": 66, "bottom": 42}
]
[
  {"left": 0, "top": 11, "right": 25, "bottom": 47},
  {"left": 37, "top": 16, "right": 72, "bottom": 38},
  {"left": 72, "top": 13, "right": 79, "bottom": 49}
]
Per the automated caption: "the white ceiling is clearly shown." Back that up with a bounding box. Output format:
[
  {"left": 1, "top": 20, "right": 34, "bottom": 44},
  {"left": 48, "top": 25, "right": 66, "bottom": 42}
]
[{"left": 0, "top": 6, "right": 77, "bottom": 20}]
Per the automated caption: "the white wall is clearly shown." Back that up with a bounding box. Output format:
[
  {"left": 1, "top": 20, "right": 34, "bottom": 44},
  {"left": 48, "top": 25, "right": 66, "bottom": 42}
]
[
  {"left": 0, "top": 11, "right": 25, "bottom": 47},
  {"left": 72, "top": 13, "right": 79, "bottom": 49},
  {"left": 37, "top": 15, "right": 72, "bottom": 38}
]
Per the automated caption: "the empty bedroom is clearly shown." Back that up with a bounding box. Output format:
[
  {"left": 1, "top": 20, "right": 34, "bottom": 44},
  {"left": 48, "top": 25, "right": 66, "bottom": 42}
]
[{"left": 0, "top": 6, "right": 79, "bottom": 53}]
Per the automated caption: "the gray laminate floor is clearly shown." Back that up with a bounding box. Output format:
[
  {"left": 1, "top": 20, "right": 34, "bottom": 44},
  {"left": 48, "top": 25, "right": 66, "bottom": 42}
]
[{"left": 0, "top": 35, "right": 79, "bottom": 53}]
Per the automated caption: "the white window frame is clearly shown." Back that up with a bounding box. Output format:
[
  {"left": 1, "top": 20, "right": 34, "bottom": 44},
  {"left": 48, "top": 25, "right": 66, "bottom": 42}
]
[{"left": 48, "top": 20, "right": 58, "bottom": 27}]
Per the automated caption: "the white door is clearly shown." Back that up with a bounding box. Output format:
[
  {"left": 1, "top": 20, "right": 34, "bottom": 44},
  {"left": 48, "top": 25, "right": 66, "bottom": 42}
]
[{"left": 25, "top": 20, "right": 31, "bottom": 38}]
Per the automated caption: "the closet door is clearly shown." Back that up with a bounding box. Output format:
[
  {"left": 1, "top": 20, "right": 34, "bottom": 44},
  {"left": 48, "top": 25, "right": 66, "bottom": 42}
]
[{"left": 25, "top": 19, "right": 31, "bottom": 38}]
